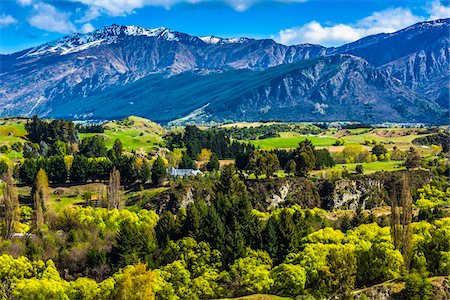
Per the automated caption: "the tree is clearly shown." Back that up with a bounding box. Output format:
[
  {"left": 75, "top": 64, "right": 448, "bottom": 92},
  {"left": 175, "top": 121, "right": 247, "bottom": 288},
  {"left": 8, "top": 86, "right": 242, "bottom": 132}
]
[
  {"left": 247, "top": 151, "right": 264, "bottom": 178},
  {"left": 111, "top": 219, "right": 155, "bottom": 268},
  {"left": 70, "top": 155, "right": 90, "bottom": 182},
  {"left": 229, "top": 249, "right": 274, "bottom": 295},
  {"left": 113, "top": 139, "right": 123, "bottom": 159},
  {"left": 32, "top": 169, "right": 49, "bottom": 230},
  {"left": 285, "top": 159, "right": 297, "bottom": 175},
  {"left": 151, "top": 157, "right": 167, "bottom": 185},
  {"left": 265, "top": 152, "right": 280, "bottom": 178},
  {"left": 405, "top": 147, "right": 421, "bottom": 170},
  {"left": 371, "top": 144, "right": 388, "bottom": 158},
  {"left": 391, "top": 173, "right": 413, "bottom": 270},
  {"left": 0, "top": 159, "right": 9, "bottom": 176},
  {"left": 355, "top": 164, "right": 364, "bottom": 174},
  {"left": 107, "top": 167, "right": 123, "bottom": 210},
  {"left": 138, "top": 159, "right": 151, "bottom": 183},
  {"left": 2, "top": 171, "right": 19, "bottom": 238},
  {"left": 270, "top": 263, "right": 306, "bottom": 296},
  {"left": 79, "top": 135, "right": 107, "bottom": 158},
  {"left": 197, "top": 148, "right": 212, "bottom": 163},
  {"left": 403, "top": 272, "right": 432, "bottom": 300},
  {"left": 207, "top": 153, "right": 220, "bottom": 172},
  {"left": 323, "top": 246, "right": 357, "bottom": 298},
  {"left": 314, "top": 149, "right": 335, "bottom": 170},
  {"left": 293, "top": 140, "right": 315, "bottom": 176},
  {"left": 214, "top": 164, "right": 246, "bottom": 197},
  {"left": 45, "top": 155, "right": 68, "bottom": 182},
  {"left": 113, "top": 263, "right": 157, "bottom": 300},
  {"left": 179, "top": 152, "right": 196, "bottom": 169}
]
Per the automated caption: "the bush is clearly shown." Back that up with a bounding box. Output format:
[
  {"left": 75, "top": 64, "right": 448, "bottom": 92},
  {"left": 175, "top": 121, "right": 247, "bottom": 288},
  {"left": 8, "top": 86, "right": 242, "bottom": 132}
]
[{"left": 355, "top": 164, "right": 364, "bottom": 174}]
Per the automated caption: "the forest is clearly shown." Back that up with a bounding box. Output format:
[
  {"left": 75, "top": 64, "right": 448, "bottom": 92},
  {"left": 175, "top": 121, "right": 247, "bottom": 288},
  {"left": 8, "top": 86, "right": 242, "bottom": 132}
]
[{"left": 0, "top": 116, "right": 448, "bottom": 300}]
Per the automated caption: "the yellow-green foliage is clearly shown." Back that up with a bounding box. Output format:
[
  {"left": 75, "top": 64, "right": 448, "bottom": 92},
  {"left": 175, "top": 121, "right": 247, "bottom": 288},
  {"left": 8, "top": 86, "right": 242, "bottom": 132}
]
[{"left": 415, "top": 185, "right": 450, "bottom": 209}]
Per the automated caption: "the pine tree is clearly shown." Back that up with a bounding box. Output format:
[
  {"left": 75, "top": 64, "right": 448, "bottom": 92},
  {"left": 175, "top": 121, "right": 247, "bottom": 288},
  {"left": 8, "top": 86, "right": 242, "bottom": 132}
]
[
  {"left": 113, "top": 139, "right": 123, "bottom": 159},
  {"left": 207, "top": 153, "right": 220, "bottom": 172},
  {"left": 264, "top": 216, "right": 280, "bottom": 263},
  {"left": 107, "top": 167, "right": 123, "bottom": 210},
  {"left": 32, "top": 168, "right": 49, "bottom": 230},
  {"left": 2, "top": 171, "right": 19, "bottom": 238},
  {"left": 151, "top": 157, "right": 167, "bottom": 186}
]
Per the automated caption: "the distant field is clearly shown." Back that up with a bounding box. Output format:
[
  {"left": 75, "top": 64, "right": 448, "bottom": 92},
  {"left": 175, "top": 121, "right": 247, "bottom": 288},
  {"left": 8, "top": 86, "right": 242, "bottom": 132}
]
[
  {"left": 246, "top": 132, "right": 336, "bottom": 149},
  {"left": 218, "top": 294, "right": 292, "bottom": 300},
  {"left": 328, "top": 160, "right": 405, "bottom": 174},
  {"left": 244, "top": 127, "right": 429, "bottom": 150},
  {"left": 79, "top": 116, "right": 166, "bottom": 152}
]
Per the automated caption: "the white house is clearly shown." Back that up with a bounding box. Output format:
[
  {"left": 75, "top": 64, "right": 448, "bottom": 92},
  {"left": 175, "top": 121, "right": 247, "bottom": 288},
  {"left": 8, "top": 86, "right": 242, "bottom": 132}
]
[{"left": 168, "top": 167, "right": 203, "bottom": 177}]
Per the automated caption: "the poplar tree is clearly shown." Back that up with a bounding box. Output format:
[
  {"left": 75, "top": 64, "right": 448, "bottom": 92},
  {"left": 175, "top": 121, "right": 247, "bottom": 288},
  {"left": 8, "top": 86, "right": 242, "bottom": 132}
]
[
  {"left": 391, "top": 173, "right": 413, "bottom": 270},
  {"left": 2, "top": 171, "right": 19, "bottom": 238},
  {"left": 32, "top": 168, "right": 49, "bottom": 230},
  {"left": 107, "top": 167, "right": 123, "bottom": 210}
]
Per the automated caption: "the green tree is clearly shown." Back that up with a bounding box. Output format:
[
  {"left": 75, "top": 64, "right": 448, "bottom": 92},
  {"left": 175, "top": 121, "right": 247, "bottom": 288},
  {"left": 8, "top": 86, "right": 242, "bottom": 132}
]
[
  {"left": 151, "top": 157, "right": 167, "bottom": 185},
  {"left": 314, "top": 149, "right": 335, "bottom": 170},
  {"left": 293, "top": 140, "right": 315, "bottom": 176},
  {"left": 207, "top": 153, "right": 220, "bottom": 172},
  {"left": 371, "top": 144, "right": 388, "bottom": 158},
  {"left": 179, "top": 152, "right": 196, "bottom": 169},
  {"left": 229, "top": 249, "right": 273, "bottom": 296},
  {"left": 70, "top": 156, "right": 89, "bottom": 182},
  {"left": 270, "top": 263, "right": 306, "bottom": 297},
  {"left": 79, "top": 135, "right": 107, "bottom": 158},
  {"left": 355, "top": 164, "right": 364, "bottom": 174},
  {"left": 111, "top": 219, "right": 155, "bottom": 268},
  {"left": 32, "top": 169, "right": 49, "bottom": 230},
  {"left": 403, "top": 272, "right": 432, "bottom": 300},
  {"left": 113, "top": 139, "right": 123, "bottom": 159},
  {"left": 405, "top": 147, "right": 422, "bottom": 170}
]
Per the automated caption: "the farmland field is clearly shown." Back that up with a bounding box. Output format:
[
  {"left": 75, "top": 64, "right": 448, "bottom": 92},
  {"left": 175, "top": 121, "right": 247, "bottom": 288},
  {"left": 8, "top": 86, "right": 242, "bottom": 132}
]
[{"left": 246, "top": 132, "right": 336, "bottom": 149}]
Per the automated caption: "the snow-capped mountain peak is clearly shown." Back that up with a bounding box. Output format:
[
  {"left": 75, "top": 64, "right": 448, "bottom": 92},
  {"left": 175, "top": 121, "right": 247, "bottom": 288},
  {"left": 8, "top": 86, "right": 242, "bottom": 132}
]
[{"left": 20, "top": 25, "right": 180, "bottom": 58}]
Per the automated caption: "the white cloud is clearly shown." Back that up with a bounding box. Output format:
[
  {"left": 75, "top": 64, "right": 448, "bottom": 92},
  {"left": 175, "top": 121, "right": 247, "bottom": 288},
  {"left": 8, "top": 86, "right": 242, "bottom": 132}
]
[
  {"left": 427, "top": 0, "right": 450, "bottom": 20},
  {"left": 71, "top": 0, "right": 307, "bottom": 20},
  {"left": 273, "top": 8, "right": 425, "bottom": 46},
  {"left": 17, "top": 0, "right": 33, "bottom": 6},
  {"left": 0, "top": 14, "right": 18, "bottom": 28},
  {"left": 28, "top": 2, "right": 76, "bottom": 34},
  {"left": 80, "top": 22, "right": 95, "bottom": 33}
]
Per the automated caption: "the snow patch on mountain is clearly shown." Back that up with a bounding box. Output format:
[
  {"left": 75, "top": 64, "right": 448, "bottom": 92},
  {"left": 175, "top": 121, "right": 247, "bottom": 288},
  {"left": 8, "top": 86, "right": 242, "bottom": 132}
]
[{"left": 20, "top": 25, "right": 180, "bottom": 58}]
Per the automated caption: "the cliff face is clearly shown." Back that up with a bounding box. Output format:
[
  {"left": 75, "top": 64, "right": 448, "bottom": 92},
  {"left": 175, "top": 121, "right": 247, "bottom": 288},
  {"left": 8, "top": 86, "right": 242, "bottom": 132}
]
[
  {"left": 143, "top": 170, "right": 432, "bottom": 214},
  {"left": 320, "top": 170, "right": 432, "bottom": 210}
]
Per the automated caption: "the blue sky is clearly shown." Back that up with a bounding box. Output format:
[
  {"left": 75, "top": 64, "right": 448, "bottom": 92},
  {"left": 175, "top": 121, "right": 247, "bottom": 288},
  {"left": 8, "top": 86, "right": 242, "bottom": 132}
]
[{"left": 0, "top": 0, "right": 449, "bottom": 53}]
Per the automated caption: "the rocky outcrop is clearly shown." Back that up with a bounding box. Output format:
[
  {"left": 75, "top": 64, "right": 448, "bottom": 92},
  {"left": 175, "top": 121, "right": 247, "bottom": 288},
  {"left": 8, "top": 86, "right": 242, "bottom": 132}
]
[
  {"left": 320, "top": 170, "right": 433, "bottom": 210},
  {"left": 245, "top": 177, "right": 320, "bottom": 211}
]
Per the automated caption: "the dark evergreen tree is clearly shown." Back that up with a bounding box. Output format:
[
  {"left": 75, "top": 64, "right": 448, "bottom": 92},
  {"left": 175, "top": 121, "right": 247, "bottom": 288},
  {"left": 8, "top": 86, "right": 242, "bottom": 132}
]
[
  {"left": 179, "top": 152, "right": 196, "bottom": 169},
  {"left": 151, "top": 157, "right": 167, "bottom": 186},
  {"left": 206, "top": 153, "right": 220, "bottom": 172},
  {"left": 293, "top": 140, "right": 316, "bottom": 176},
  {"left": 79, "top": 135, "right": 107, "bottom": 158}
]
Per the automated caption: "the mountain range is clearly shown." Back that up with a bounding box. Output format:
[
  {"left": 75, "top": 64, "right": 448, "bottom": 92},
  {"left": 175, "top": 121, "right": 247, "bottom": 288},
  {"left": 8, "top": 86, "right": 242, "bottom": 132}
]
[{"left": 0, "top": 19, "right": 448, "bottom": 123}]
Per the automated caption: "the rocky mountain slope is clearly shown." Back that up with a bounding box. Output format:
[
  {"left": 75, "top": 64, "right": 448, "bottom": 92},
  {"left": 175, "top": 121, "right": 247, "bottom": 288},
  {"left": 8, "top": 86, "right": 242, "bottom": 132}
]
[
  {"left": 0, "top": 19, "right": 448, "bottom": 122},
  {"left": 50, "top": 54, "right": 443, "bottom": 123}
]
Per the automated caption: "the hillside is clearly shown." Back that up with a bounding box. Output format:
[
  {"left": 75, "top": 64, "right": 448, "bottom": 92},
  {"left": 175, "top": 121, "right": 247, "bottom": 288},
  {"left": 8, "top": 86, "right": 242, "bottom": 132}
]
[{"left": 50, "top": 55, "right": 443, "bottom": 123}]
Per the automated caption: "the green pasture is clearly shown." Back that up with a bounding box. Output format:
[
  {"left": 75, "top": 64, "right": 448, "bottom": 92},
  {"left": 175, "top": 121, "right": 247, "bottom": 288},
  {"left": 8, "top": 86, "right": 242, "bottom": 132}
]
[
  {"left": 244, "top": 128, "right": 428, "bottom": 150},
  {"left": 246, "top": 132, "right": 337, "bottom": 149},
  {"left": 333, "top": 160, "right": 405, "bottom": 174}
]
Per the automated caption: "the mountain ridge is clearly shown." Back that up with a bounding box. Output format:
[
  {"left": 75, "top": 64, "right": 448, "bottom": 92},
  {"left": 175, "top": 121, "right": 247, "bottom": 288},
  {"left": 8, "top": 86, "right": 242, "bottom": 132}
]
[{"left": 0, "top": 19, "right": 448, "bottom": 123}]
